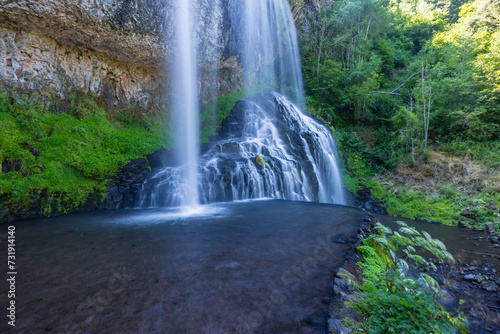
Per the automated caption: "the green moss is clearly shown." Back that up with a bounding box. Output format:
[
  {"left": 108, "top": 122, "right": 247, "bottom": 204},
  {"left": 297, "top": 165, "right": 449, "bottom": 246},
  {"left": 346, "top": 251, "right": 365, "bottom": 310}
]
[
  {"left": 381, "top": 188, "right": 500, "bottom": 224},
  {"left": 342, "top": 173, "right": 362, "bottom": 195},
  {"left": 200, "top": 84, "right": 270, "bottom": 143},
  {"left": 363, "top": 179, "right": 389, "bottom": 201},
  {"left": 200, "top": 90, "right": 245, "bottom": 143},
  {"left": 255, "top": 154, "right": 269, "bottom": 168},
  {"left": 357, "top": 244, "right": 386, "bottom": 283},
  {"left": 0, "top": 91, "right": 167, "bottom": 218}
]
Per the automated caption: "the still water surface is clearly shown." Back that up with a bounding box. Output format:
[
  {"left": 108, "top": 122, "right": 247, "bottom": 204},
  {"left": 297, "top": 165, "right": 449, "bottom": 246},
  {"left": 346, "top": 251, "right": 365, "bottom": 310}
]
[{"left": 1, "top": 199, "right": 497, "bottom": 333}]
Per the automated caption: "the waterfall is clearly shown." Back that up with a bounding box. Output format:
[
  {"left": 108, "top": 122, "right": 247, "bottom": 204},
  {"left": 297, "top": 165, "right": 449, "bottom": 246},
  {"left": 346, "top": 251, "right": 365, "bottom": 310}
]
[
  {"left": 170, "top": 0, "right": 200, "bottom": 208},
  {"left": 229, "top": 0, "right": 305, "bottom": 107},
  {"left": 198, "top": 91, "right": 345, "bottom": 204},
  {"left": 139, "top": 0, "right": 346, "bottom": 207},
  {"left": 140, "top": 91, "right": 346, "bottom": 206}
]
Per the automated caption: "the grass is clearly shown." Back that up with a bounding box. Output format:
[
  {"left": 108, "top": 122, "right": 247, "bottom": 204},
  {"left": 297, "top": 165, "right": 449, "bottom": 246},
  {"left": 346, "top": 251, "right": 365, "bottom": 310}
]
[
  {"left": 0, "top": 91, "right": 168, "bottom": 218},
  {"left": 334, "top": 125, "right": 500, "bottom": 226}
]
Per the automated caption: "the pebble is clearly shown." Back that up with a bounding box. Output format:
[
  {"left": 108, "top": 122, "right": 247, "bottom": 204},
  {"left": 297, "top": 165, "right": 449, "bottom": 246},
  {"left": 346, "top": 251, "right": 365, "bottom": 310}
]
[
  {"left": 485, "top": 222, "right": 496, "bottom": 234},
  {"left": 481, "top": 282, "right": 499, "bottom": 292},
  {"left": 463, "top": 274, "right": 482, "bottom": 282},
  {"left": 328, "top": 319, "right": 352, "bottom": 334}
]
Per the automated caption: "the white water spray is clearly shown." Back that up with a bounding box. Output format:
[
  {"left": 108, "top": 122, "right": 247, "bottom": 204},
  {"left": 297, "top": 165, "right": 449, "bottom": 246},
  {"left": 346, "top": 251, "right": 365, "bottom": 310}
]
[
  {"left": 140, "top": 0, "right": 346, "bottom": 208},
  {"left": 235, "top": 0, "right": 305, "bottom": 107},
  {"left": 171, "top": 0, "right": 200, "bottom": 208}
]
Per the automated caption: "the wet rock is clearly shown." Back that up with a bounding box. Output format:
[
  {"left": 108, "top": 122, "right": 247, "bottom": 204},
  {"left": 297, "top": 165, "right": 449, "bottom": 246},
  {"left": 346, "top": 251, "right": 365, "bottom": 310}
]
[
  {"left": 333, "top": 234, "right": 349, "bottom": 244},
  {"left": 481, "top": 282, "right": 499, "bottom": 292},
  {"left": 485, "top": 222, "right": 496, "bottom": 234},
  {"left": 461, "top": 209, "right": 471, "bottom": 217},
  {"left": 146, "top": 148, "right": 175, "bottom": 169},
  {"left": 334, "top": 268, "right": 356, "bottom": 292},
  {"left": 337, "top": 268, "right": 355, "bottom": 279},
  {"left": 355, "top": 186, "right": 388, "bottom": 214},
  {"left": 459, "top": 221, "right": 468, "bottom": 228},
  {"left": 359, "top": 221, "right": 371, "bottom": 233},
  {"left": 107, "top": 158, "right": 152, "bottom": 208},
  {"left": 463, "top": 274, "right": 482, "bottom": 283},
  {"left": 328, "top": 319, "right": 352, "bottom": 334}
]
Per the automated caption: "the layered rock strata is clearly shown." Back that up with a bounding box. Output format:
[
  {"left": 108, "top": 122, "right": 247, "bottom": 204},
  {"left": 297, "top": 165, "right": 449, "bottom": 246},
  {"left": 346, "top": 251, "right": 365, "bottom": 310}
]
[{"left": 0, "top": 0, "right": 242, "bottom": 110}]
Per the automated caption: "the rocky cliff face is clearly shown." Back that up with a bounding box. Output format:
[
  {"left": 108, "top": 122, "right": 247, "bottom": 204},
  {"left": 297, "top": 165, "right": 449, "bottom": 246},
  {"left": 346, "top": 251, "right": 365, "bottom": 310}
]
[
  {"left": 290, "top": 0, "right": 336, "bottom": 40},
  {"left": 0, "top": 0, "right": 242, "bottom": 111}
]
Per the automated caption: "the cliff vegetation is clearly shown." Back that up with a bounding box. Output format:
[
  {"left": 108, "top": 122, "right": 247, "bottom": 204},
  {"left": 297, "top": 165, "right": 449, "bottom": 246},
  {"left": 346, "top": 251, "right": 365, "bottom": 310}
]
[
  {"left": 0, "top": 91, "right": 167, "bottom": 221},
  {"left": 300, "top": 0, "right": 500, "bottom": 228}
]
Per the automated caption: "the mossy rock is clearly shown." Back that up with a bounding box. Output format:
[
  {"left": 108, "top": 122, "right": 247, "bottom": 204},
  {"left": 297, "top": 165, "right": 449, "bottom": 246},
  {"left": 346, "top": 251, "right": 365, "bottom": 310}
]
[{"left": 255, "top": 154, "right": 270, "bottom": 168}]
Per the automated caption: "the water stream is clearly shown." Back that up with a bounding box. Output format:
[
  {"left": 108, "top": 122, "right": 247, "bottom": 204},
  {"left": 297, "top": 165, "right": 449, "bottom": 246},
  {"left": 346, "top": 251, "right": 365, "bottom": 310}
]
[
  {"left": 140, "top": 92, "right": 345, "bottom": 206},
  {"left": 145, "top": 0, "right": 345, "bottom": 208},
  {"left": 170, "top": 0, "right": 200, "bottom": 208},
  {"left": 229, "top": 0, "right": 305, "bottom": 107}
]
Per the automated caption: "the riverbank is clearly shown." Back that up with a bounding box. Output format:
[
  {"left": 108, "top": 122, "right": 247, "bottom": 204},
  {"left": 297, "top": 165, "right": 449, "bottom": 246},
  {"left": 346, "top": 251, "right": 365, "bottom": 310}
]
[
  {"left": 335, "top": 125, "right": 500, "bottom": 230},
  {"left": 327, "top": 214, "right": 500, "bottom": 333}
]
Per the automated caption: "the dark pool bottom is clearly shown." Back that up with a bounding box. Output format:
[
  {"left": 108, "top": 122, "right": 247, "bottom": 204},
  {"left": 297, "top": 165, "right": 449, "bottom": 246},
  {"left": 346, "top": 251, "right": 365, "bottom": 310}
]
[
  {"left": 3, "top": 200, "right": 498, "bottom": 334},
  {"left": 2, "top": 200, "right": 365, "bottom": 334}
]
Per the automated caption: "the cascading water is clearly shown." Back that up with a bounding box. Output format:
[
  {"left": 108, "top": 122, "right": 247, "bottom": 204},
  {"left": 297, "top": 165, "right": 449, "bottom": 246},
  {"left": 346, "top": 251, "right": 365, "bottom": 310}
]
[
  {"left": 170, "top": 0, "right": 200, "bottom": 208},
  {"left": 140, "top": 91, "right": 346, "bottom": 206},
  {"left": 139, "top": 0, "right": 346, "bottom": 207},
  {"left": 197, "top": 91, "right": 345, "bottom": 204},
  {"left": 229, "top": 0, "right": 305, "bottom": 107}
]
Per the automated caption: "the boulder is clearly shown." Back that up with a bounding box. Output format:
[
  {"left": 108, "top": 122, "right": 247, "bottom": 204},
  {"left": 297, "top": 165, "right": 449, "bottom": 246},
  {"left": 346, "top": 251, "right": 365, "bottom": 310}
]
[
  {"left": 359, "top": 221, "right": 371, "bottom": 232},
  {"left": 485, "top": 222, "right": 496, "bottom": 234},
  {"left": 334, "top": 268, "right": 356, "bottom": 292},
  {"left": 328, "top": 319, "right": 352, "bottom": 334},
  {"left": 461, "top": 209, "right": 470, "bottom": 217},
  {"left": 463, "top": 274, "right": 482, "bottom": 283}
]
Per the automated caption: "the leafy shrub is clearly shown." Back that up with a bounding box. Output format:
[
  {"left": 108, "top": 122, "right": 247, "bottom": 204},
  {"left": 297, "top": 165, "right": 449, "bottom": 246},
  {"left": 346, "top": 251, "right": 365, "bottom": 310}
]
[{"left": 352, "top": 222, "right": 468, "bottom": 333}]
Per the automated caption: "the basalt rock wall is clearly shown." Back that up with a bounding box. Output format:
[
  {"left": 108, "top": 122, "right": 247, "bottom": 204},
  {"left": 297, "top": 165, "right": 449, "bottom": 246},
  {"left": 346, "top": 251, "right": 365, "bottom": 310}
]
[{"left": 0, "top": 0, "right": 242, "bottom": 111}]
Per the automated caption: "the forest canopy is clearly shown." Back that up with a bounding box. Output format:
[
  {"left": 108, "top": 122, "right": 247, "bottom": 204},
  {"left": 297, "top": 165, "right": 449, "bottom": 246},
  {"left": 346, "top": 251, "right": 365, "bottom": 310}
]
[{"left": 301, "top": 0, "right": 500, "bottom": 144}]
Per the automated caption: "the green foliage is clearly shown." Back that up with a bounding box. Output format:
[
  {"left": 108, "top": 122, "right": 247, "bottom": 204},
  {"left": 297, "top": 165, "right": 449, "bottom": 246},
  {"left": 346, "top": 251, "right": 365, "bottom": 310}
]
[
  {"left": 200, "top": 89, "right": 246, "bottom": 143},
  {"left": 352, "top": 222, "right": 468, "bottom": 333},
  {"left": 302, "top": 0, "right": 499, "bottom": 226},
  {"left": 0, "top": 91, "right": 166, "bottom": 218},
  {"left": 354, "top": 279, "right": 466, "bottom": 333},
  {"left": 302, "top": 0, "right": 499, "bottom": 146}
]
